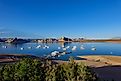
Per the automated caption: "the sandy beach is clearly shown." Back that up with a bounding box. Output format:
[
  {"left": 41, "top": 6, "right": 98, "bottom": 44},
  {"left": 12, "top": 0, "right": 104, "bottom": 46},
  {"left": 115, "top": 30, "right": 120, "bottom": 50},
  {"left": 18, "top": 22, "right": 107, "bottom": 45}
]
[
  {"left": 77, "top": 55, "right": 121, "bottom": 67},
  {"left": 0, "top": 54, "right": 38, "bottom": 64},
  {"left": 75, "top": 55, "right": 121, "bottom": 81}
]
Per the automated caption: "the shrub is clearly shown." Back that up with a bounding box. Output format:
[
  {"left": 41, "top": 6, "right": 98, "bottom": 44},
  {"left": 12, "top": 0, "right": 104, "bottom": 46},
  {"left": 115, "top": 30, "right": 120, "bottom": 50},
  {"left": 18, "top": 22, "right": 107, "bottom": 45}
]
[{"left": 0, "top": 57, "right": 97, "bottom": 81}]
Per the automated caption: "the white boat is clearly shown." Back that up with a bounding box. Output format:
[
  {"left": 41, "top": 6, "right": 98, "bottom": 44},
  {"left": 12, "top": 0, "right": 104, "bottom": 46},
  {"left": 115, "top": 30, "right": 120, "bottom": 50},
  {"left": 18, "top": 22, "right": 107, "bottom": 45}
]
[
  {"left": 43, "top": 47, "right": 46, "bottom": 49},
  {"left": 45, "top": 45, "right": 49, "bottom": 49},
  {"left": 62, "top": 45, "right": 64, "bottom": 48},
  {"left": 36, "top": 45, "right": 41, "bottom": 49},
  {"left": 42, "top": 45, "right": 49, "bottom": 49},
  {"left": 61, "top": 52, "right": 66, "bottom": 55},
  {"left": 80, "top": 46, "right": 85, "bottom": 50},
  {"left": 58, "top": 55, "right": 61, "bottom": 57},
  {"left": 91, "top": 47, "right": 96, "bottom": 51},
  {"left": 5, "top": 46, "right": 7, "bottom": 48},
  {"left": 58, "top": 47, "right": 61, "bottom": 49},
  {"left": 3, "top": 46, "right": 7, "bottom": 48},
  {"left": 72, "top": 46, "right": 77, "bottom": 51},
  {"left": 63, "top": 48, "right": 67, "bottom": 51},
  {"left": 20, "top": 48, "right": 24, "bottom": 50},
  {"left": 2, "top": 46, "right": 7, "bottom": 48},
  {"left": 51, "top": 51, "right": 59, "bottom": 57},
  {"left": 66, "top": 46, "right": 70, "bottom": 49},
  {"left": 46, "top": 55, "right": 51, "bottom": 58}
]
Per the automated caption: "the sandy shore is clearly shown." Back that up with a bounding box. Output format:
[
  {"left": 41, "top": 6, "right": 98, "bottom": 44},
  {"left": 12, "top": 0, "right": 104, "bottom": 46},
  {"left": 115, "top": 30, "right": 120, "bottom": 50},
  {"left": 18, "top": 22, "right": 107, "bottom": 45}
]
[
  {"left": 0, "top": 54, "right": 38, "bottom": 63},
  {"left": 76, "top": 55, "right": 121, "bottom": 81},
  {"left": 76, "top": 55, "right": 121, "bottom": 67}
]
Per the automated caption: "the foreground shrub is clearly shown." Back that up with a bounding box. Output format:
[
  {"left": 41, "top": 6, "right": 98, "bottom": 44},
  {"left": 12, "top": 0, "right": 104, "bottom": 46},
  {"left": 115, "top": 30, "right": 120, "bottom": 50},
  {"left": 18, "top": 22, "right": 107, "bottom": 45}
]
[
  {"left": 0, "top": 57, "right": 97, "bottom": 81},
  {"left": 45, "top": 57, "right": 97, "bottom": 81}
]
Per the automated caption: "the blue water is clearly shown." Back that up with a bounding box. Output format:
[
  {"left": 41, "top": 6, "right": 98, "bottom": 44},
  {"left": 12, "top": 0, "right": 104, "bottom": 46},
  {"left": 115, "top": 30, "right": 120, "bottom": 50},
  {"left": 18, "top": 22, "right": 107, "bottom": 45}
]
[{"left": 0, "top": 42, "right": 121, "bottom": 60}]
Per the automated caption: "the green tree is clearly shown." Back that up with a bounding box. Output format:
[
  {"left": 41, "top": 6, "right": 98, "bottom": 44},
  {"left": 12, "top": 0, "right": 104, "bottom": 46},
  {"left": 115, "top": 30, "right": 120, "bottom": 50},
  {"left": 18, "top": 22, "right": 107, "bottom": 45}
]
[{"left": 0, "top": 57, "right": 97, "bottom": 81}]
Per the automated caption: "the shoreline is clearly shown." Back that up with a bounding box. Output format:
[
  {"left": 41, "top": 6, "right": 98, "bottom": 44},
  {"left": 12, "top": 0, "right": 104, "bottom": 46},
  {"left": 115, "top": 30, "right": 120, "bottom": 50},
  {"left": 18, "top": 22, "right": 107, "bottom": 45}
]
[
  {"left": 1, "top": 54, "right": 121, "bottom": 67},
  {"left": 76, "top": 55, "right": 121, "bottom": 67},
  {"left": 1, "top": 54, "right": 121, "bottom": 65},
  {"left": 0, "top": 54, "right": 38, "bottom": 63},
  {"left": 76, "top": 55, "right": 121, "bottom": 81}
]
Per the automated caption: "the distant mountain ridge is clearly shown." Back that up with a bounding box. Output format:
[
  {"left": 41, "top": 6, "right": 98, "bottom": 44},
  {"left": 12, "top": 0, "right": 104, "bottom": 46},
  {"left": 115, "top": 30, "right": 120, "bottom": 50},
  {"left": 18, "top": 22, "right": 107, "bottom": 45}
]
[{"left": 112, "top": 37, "right": 121, "bottom": 39}]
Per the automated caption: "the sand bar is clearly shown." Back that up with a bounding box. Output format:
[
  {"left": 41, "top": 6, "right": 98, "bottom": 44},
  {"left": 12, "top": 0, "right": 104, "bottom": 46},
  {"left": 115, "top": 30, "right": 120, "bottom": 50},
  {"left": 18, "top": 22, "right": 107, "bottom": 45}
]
[{"left": 77, "top": 55, "right": 121, "bottom": 67}]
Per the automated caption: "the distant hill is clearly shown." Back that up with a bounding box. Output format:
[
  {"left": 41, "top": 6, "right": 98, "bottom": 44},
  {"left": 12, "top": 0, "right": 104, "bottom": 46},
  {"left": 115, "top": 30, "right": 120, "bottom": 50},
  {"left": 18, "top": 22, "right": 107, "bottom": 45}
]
[{"left": 111, "top": 37, "right": 121, "bottom": 39}]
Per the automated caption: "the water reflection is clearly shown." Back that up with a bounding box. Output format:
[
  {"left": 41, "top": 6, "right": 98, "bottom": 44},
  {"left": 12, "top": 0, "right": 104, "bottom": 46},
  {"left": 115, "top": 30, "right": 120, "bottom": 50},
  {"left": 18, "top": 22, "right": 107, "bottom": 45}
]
[{"left": 59, "top": 42, "right": 72, "bottom": 47}]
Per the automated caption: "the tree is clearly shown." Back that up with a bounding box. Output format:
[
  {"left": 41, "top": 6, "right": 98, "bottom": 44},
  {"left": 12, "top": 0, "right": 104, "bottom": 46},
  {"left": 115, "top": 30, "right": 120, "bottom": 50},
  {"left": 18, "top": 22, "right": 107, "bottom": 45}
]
[{"left": 0, "top": 57, "right": 97, "bottom": 81}]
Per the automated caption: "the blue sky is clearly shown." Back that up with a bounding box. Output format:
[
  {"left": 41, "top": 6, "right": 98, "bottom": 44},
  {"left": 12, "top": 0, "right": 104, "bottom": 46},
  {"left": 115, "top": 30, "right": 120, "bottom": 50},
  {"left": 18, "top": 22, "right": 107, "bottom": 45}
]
[{"left": 0, "top": 0, "right": 121, "bottom": 38}]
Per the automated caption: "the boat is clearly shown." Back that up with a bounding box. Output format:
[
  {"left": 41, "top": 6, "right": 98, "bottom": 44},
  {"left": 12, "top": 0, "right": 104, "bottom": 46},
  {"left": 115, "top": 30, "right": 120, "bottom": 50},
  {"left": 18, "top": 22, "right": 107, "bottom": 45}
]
[
  {"left": 58, "top": 47, "right": 61, "bottom": 49},
  {"left": 51, "top": 51, "right": 59, "bottom": 57},
  {"left": 36, "top": 45, "right": 41, "bottom": 49},
  {"left": 57, "top": 55, "right": 61, "bottom": 57},
  {"left": 91, "top": 47, "right": 96, "bottom": 51},
  {"left": 61, "top": 52, "right": 66, "bottom": 55},
  {"left": 2, "top": 46, "right": 7, "bottom": 48},
  {"left": 72, "top": 46, "right": 77, "bottom": 51},
  {"left": 45, "top": 45, "right": 49, "bottom": 49},
  {"left": 43, "top": 47, "right": 46, "bottom": 49},
  {"left": 80, "top": 46, "right": 85, "bottom": 50},
  {"left": 20, "top": 48, "right": 24, "bottom": 50},
  {"left": 66, "top": 46, "right": 70, "bottom": 49},
  {"left": 63, "top": 48, "right": 67, "bottom": 51}
]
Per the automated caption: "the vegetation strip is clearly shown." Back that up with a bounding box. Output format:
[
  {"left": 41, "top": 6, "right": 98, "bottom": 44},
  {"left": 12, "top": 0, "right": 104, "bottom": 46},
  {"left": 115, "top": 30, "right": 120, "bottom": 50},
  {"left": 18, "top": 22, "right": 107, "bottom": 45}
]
[{"left": 0, "top": 57, "right": 97, "bottom": 81}]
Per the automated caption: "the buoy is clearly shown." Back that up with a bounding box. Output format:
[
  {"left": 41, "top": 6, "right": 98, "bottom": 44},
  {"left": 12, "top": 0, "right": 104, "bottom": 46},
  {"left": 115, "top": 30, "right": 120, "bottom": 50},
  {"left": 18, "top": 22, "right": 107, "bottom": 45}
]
[{"left": 20, "top": 48, "right": 24, "bottom": 50}]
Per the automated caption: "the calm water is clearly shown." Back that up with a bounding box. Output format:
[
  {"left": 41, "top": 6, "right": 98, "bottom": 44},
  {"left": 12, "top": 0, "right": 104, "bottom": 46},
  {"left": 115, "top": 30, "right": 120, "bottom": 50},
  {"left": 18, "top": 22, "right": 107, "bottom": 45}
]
[{"left": 0, "top": 42, "right": 121, "bottom": 60}]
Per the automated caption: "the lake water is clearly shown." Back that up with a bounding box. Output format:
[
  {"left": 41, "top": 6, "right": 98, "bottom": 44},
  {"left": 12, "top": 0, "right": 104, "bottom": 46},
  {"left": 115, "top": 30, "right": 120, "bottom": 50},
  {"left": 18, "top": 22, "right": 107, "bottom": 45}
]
[{"left": 0, "top": 42, "right": 121, "bottom": 60}]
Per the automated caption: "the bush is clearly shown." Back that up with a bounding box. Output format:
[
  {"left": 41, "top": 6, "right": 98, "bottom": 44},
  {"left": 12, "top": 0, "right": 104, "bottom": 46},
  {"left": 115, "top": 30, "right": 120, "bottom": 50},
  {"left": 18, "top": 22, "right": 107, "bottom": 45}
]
[{"left": 0, "top": 57, "right": 97, "bottom": 81}]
